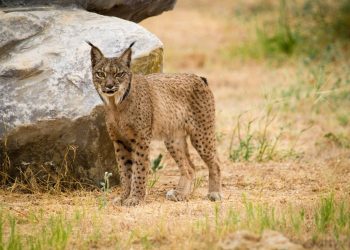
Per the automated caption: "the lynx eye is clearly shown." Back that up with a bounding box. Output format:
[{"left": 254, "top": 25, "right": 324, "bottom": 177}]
[
  {"left": 114, "top": 72, "right": 126, "bottom": 78},
  {"left": 95, "top": 71, "right": 106, "bottom": 79}
]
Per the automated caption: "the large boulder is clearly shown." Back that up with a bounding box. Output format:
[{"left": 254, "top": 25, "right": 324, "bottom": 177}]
[
  {"left": 0, "top": 8, "right": 163, "bottom": 190},
  {"left": 0, "top": 0, "right": 177, "bottom": 22},
  {"left": 86, "top": 0, "right": 177, "bottom": 23}
]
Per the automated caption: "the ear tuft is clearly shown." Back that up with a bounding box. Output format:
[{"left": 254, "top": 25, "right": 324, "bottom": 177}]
[
  {"left": 87, "top": 41, "right": 104, "bottom": 67},
  {"left": 119, "top": 41, "right": 135, "bottom": 68},
  {"left": 86, "top": 41, "right": 94, "bottom": 47},
  {"left": 128, "top": 41, "right": 136, "bottom": 49}
]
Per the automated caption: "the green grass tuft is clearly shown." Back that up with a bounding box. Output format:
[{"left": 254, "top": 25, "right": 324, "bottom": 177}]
[
  {"left": 228, "top": 107, "right": 301, "bottom": 163},
  {"left": 148, "top": 154, "right": 164, "bottom": 190}
]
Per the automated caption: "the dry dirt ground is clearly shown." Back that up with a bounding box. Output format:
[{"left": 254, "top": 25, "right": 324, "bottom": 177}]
[{"left": 1, "top": 1, "right": 350, "bottom": 249}]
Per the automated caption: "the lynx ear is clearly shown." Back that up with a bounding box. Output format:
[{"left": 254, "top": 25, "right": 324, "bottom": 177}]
[
  {"left": 87, "top": 41, "right": 104, "bottom": 67},
  {"left": 119, "top": 41, "right": 135, "bottom": 68}
]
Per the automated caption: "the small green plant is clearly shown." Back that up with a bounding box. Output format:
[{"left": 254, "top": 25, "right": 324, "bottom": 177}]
[
  {"left": 324, "top": 132, "right": 350, "bottom": 149},
  {"left": 289, "top": 207, "right": 305, "bottom": 234},
  {"left": 7, "top": 216, "right": 22, "bottom": 250},
  {"left": 129, "top": 229, "right": 154, "bottom": 250},
  {"left": 337, "top": 113, "right": 349, "bottom": 126},
  {"left": 222, "top": 208, "right": 240, "bottom": 232},
  {"left": 151, "top": 154, "right": 163, "bottom": 173},
  {"left": 255, "top": 107, "right": 283, "bottom": 162},
  {"left": 315, "top": 194, "right": 336, "bottom": 233},
  {"left": 336, "top": 201, "right": 348, "bottom": 230},
  {"left": 242, "top": 194, "right": 255, "bottom": 227},
  {"left": 148, "top": 154, "right": 164, "bottom": 190},
  {"left": 256, "top": 0, "right": 299, "bottom": 57},
  {"left": 228, "top": 109, "right": 290, "bottom": 162},
  {"left": 242, "top": 195, "right": 280, "bottom": 232},
  {"left": 312, "top": 193, "right": 350, "bottom": 245},
  {"left": 98, "top": 172, "right": 113, "bottom": 209},
  {"left": 140, "top": 234, "right": 152, "bottom": 250},
  {"left": 47, "top": 215, "right": 72, "bottom": 249},
  {"left": 229, "top": 116, "right": 255, "bottom": 162},
  {"left": 26, "top": 213, "right": 72, "bottom": 250},
  {"left": 192, "top": 176, "right": 204, "bottom": 193}
]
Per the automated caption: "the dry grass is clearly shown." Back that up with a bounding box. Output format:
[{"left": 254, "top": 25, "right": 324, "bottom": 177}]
[
  {"left": 1, "top": 0, "right": 350, "bottom": 249},
  {"left": 1, "top": 143, "right": 95, "bottom": 193}
]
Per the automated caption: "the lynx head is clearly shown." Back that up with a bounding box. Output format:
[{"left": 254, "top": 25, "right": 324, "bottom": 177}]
[{"left": 87, "top": 41, "right": 135, "bottom": 104}]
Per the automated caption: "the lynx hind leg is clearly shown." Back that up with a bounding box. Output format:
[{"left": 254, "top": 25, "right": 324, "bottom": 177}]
[
  {"left": 190, "top": 129, "right": 222, "bottom": 202},
  {"left": 184, "top": 138, "right": 196, "bottom": 174},
  {"left": 165, "top": 137, "right": 195, "bottom": 201}
]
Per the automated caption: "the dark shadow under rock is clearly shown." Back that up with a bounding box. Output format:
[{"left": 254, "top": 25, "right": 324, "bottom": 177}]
[{"left": 0, "top": 106, "right": 119, "bottom": 191}]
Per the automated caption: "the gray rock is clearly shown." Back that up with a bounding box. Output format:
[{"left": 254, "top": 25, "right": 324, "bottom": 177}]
[
  {"left": 86, "top": 0, "right": 177, "bottom": 23},
  {"left": 0, "top": 8, "right": 163, "bottom": 189},
  {"left": 0, "top": 0, "right": 177, "bottom": 22}
]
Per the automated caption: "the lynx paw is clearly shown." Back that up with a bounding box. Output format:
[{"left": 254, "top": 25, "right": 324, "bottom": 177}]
[
  {"left": 112, "top": 197, "right": 124, "bottom": 206},
  {"left": 207, "top": 192, "right": 222, "bottom": 202},
  {"left": 166, "top": 189, "right": 188, "bottom": 202},
  {"left": 123, "top": 196, "right": 142, "bottom": 206}
]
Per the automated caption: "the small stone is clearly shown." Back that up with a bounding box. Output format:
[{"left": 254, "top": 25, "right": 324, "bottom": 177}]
[
  {"left": 259, "top": 230, "right": 304, "bottom": 250},
  {"left": 219, "top": 231, "right": 260, "bottom": 250},
  {"left": 219, "top": 230, "right": 304, "bottom": 250}
]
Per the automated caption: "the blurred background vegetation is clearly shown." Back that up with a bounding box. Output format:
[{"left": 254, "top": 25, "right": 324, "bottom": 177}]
[
  {"left": 222, "top": 0, "right": 350, "bottom": 61},
  {"left": 143, "top": 0, "right": 350, "bottom": 162},
  {"left": 230, "top": 0, "right": 350, "bottom": 59},
  {"left": 161, "top": 0, "right": 350, "bottom": 63}
]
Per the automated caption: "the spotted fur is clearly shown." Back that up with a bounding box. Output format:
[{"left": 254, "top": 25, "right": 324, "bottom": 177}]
[{"left": 88, "top": 42, "right": 222, "bottom": 206}]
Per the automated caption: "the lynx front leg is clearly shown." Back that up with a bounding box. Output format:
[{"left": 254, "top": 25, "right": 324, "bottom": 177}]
[
  {"left": 165, "top": 137, "right": 195, "bottom": 202},
  {"left": 123, "top": 138, "right": 150, "bottom": 206},
  {"left": 112, "top": 141, "right": 133, "bottom": 205}
]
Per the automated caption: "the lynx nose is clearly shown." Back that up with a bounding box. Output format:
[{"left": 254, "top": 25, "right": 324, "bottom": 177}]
[{"left": 106, "top": 82, "right": 114, "bottom": 89}]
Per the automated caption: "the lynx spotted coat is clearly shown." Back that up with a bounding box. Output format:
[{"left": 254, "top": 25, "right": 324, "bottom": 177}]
[{"left": 88, "top": 42, "right": 221, "bottom": 206}]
